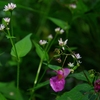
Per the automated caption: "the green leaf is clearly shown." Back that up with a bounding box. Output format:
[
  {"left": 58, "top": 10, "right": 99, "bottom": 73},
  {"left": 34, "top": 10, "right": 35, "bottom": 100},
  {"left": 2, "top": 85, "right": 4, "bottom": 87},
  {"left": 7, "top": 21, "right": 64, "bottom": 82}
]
[
  {"left": 0, "top": 93, "right": 7, "bottom": 100},
  {"left": 56, "top": 84, "right": 93, "bottom": 100},
  {"left": 48, "top": 17, "right": 70, "bottom": 30},
  {"left": 69, "top": 70, "right": 93, "bottom": 83},
  {"left": 46, "top": 64, "right": 61, "bottom": 70},
  {"left": 0, "top": 82, "right": 23, "bottom": 100},
  {"left": 76, "top": 0, "right": 88, "bottom": 13},
  {"left": 33, "top": 40, "right": 49, "bottom": 61},
  {"left": 11, "top": 33, "right": 32, "bottom": 58}
]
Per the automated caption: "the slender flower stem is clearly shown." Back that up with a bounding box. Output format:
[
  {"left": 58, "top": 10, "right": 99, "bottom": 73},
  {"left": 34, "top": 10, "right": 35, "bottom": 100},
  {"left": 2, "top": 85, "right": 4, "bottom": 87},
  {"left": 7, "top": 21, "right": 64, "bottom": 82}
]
[
  {"left": 62, "top": 55, "right": 68, "bottom": 68},
  {"left": 10, "top": 11, "right": 20, "bottom": 91},
  {"left": 34, "top": 59, "right": 43, "bottom": 86},
  {"left": 47, "top": 33, "right": 58, "bottom": 53},
  {"left": 10, "top": 11, "right": 13, "bottom": 36},
  {"left": 29, "top": 59, "right": 43, "bottom": 100}
]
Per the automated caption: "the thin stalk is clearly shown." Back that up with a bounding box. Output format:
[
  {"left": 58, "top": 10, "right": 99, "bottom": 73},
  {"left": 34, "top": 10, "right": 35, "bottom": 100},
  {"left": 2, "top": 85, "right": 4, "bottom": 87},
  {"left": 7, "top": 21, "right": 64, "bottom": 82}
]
[
  {"left": 62, "top": 55, "right": 68, "bottom": 68},
  {"left": 10, "top": 11, "right": 13, "bottom": 36},
  {"left": 47, "top": 33, "right": 58, "bottom": 53},
  {"left": 29, "top": 59, "right": 43, "bottom": 100},
  {"left": 10, "top": 11, "right": 20, "bottom": 91},
  {"left": 34, "top": 59, "right": 43, "bottom": 86}
]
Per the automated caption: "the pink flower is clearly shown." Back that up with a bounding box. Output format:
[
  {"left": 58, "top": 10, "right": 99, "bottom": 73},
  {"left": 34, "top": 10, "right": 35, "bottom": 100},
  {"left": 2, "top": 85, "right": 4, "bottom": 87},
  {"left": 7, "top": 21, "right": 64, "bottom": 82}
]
[
  {"left": 50, "top": 68, "right": 70, "bottom": 92},
  {"left": 94, "top": 79, "right": 100, "bottom": 92}
]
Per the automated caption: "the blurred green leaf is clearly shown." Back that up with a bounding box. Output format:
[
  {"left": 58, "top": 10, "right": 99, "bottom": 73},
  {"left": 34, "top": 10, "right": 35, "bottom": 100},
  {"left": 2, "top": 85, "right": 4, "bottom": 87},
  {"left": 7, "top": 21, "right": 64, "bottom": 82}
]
[
  {"left": 48, "top": 17, "right": 70, "bottom": 30},
  {"left": 69, "top": 70, "right": 94, "bottom": 83},
  {"left": 46, "top": 64, "right": 61, "bottom": 70},
  {"left": 33, "top": 41, "right": 49, "bottom": 61},
  {"left": 0, "top": 93, "right": 7, "bottom": 100},
  {"left": 56, "top": 84, "right": 93, "bottom": 100},
  {"left": 0, "top": 82, "right": 23, "bottom": 100},
  {"left": 11, "top": 33, "right": 32, "bottom": 58}
]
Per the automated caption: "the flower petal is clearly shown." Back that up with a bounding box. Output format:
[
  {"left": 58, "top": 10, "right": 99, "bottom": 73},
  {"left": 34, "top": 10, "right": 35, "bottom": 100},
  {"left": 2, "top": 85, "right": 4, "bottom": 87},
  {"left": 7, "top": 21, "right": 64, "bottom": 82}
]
[
  {"left": 50, "top": 76, "right": 65, "bottom": 92},
  {"left": 63, "top": 68, "right": 71, "bottom": 78}
]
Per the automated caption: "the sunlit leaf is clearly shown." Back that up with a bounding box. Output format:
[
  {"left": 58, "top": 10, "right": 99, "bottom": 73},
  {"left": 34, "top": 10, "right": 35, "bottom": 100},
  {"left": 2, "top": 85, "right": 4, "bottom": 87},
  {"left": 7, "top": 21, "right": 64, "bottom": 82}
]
[{"left": 11, "top": 33, "right": 32, "bottom": 58}]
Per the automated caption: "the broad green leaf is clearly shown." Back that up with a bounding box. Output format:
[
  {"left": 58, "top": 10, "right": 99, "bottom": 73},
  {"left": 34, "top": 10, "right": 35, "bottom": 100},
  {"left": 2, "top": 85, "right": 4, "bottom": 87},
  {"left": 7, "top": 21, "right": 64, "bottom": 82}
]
[
  {"left": 0, "top": 82, "right": 23, "bottom": 100},
  {"left": 11, "top": 33, "right": 32, "bottom": 58},
  {"left": 0, "top": 93, "right": 7, "bottom": 100},
  {"left": 56, "top": 84, "right": 93, "bottom": 100},
  {"left": 46, "top": 64, "right": 61, "bottom": 70},
  {"left": 69, "top": 70, "right": 93, "bottom": 83},
  {"left": 48, "top": 17, "right": 70, "bottom": 30},
  {"left": 33, "top": 41, "right": 49, "bottom": 61}
]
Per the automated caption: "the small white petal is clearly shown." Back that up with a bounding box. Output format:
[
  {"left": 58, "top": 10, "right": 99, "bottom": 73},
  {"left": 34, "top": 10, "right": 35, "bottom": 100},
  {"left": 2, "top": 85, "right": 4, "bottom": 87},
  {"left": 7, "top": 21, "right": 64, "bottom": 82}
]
[
  {"left": 3, "top": 17, "right": 10, "bottom": 23},
  {"left": 39, "top": 40, "right": 47, "bottom": 45},
  {"left": 55, "top": 27, "right": 60, "bottom": 32},
  {"left": 48, "top": 34, "right": 53, "bottom": 40},
  {"left": 68, "top": 62, "right": 74, "bottom": 67},
  {"left": 3, "top": 3, "right": 16, "bottom": 11},
  {"left": 0, "top": 24, "right": 5, "bottom": 30},
  {"left": 69, "top": 4, "right": 77, "bottom": 9},
  {"left": 60, "top": 29, "right": 64, "bottom": 34}
]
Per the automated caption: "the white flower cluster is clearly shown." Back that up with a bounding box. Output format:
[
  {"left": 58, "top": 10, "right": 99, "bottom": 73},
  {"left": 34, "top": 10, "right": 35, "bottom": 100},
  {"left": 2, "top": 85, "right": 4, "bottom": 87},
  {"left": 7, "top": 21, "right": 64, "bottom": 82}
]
[
  {"left": 39, "top": 34, "right": 53, "bottom": 46},
  {"left": 3, "top": 3, "right": 16, "bottom": 11},
  {"left": 55, "top": 27, "right": 64, "bottom": 34},
  {"left": 0, "top": 3, "right": 16, "bottom": 31}
]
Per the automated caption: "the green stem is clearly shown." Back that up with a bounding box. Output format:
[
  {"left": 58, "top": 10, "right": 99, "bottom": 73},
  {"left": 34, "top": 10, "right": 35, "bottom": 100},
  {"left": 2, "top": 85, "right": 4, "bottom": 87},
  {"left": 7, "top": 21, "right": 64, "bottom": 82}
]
[
  {"left": 10, "top": 11, "right": 13, "bottom": 36},
  {"left": 34, "top": 59, "right": 43, "bottom": 86},
  {"left": 7, "top": 30, "right": 20, "bottom": 90},
  {"left": 47, "top": 33, "right": 58, "bottom": 53},
  {"left": 29, "top": 59, "right": 43, "bottom": 100}
]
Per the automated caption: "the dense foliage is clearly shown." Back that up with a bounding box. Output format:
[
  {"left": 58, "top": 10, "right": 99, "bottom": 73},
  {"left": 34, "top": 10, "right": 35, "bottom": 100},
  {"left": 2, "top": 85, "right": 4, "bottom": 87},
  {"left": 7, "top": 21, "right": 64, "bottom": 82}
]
[{"left": 0, "top": 0, "right": 100, "bottom": 100}]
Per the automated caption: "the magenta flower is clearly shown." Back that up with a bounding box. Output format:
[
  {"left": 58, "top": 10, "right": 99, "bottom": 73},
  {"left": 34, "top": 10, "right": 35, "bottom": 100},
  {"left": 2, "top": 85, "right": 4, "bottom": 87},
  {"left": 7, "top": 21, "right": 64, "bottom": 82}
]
[
  {"left": 94, "top": 79, "right": 100, "bottom": 92},
  {"left": 50, "top": 68, "right": 70, "bottom": 92}
]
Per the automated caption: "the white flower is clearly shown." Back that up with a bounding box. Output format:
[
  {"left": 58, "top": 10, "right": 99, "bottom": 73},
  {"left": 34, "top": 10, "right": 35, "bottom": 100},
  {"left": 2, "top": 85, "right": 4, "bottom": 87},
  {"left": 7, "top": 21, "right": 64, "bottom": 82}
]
[
  {"left": 0, "top": 24, "right": 5, "bottom": 31},
  {"left": 3, "top": 3, "right": 16, "bottom": 11},
  {"left": 48, "top": 34, "right": 53, "bottom": 40},
  {"left": 3, "top": 18, "right": 10, "bottom": 23},
  {"left": 68, "top": 62, "right": 74, "bottom": 67},
  {"left": 58, "top": 38, "right": 68, "bottom": 46},
  {"left": 55, "top": 27, "right": 60, "bottom": 33},
  {"left": 72, "top": 53, "right": 81, "bottom": 59},
  {"left": 69, "top": 4, "right": 77, "bottom": 9},
  {"left": 60, "top": 29, "right": 64, "bottom": 34},
  {"left": 39, "top": 40, "right": 47, "bottom": 45},
  {"left": 58, "top": 38, "right": 68, "bottom": 50},
  {"left": 55, "top": 27, "right": 64, "bottom": 34},
  {"left": 75, "top": 53, "right": 81, "bottom": 59}
]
